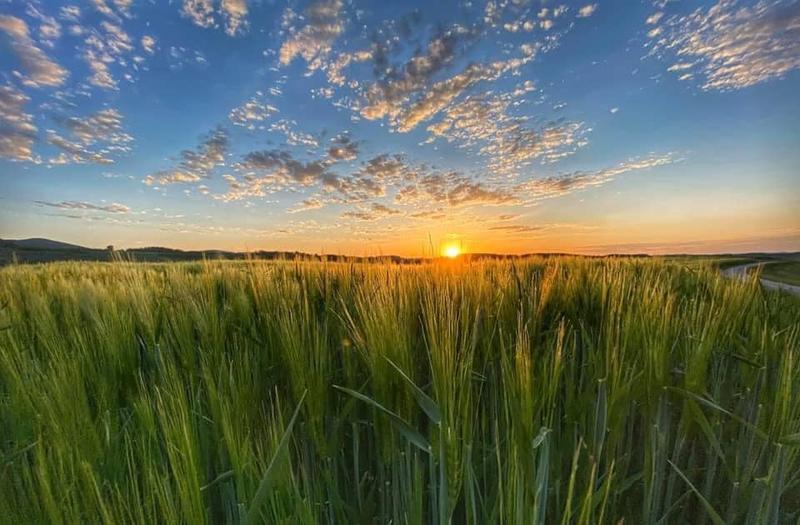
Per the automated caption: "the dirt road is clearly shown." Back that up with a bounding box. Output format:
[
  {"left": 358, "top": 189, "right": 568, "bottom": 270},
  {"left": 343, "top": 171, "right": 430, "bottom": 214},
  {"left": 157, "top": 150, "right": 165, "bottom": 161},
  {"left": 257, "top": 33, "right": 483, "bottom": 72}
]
[{"left": 722, "top": 262, "right": 800, "bottom": 296}]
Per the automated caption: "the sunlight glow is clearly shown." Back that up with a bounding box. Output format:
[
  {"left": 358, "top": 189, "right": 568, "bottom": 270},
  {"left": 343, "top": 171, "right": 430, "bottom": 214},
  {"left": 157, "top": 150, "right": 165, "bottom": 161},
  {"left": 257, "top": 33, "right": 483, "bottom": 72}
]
[{"left": 443, "top": 245, "right": 461, "bottom": 258}]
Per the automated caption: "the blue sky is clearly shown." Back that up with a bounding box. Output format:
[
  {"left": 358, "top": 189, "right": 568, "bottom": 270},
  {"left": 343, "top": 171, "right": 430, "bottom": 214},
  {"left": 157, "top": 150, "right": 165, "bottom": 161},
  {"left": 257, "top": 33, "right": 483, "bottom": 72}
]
[{"left": 1, "top": 0, "right": 798, "bottom": 255}]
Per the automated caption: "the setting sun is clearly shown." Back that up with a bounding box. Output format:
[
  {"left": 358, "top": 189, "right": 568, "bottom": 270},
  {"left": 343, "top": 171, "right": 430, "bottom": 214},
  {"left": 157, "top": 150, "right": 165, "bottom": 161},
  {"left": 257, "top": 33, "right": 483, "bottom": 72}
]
[{"left": 443, "top": 245, "right": 461, "bottom": 258}]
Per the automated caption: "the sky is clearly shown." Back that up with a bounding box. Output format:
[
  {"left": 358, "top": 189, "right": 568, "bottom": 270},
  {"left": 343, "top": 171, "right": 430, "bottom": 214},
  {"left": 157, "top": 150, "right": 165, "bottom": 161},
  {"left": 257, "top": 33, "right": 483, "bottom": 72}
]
[{"left": 0, "top": 0, "right": 798, "bottom": 256}]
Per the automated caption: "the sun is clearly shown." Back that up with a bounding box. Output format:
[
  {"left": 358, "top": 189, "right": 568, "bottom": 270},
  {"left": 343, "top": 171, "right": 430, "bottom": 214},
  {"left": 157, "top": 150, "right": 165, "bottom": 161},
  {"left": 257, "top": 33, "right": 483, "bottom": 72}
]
[{"left": 443, "top": 245, "right": 461, "bottom": 258}]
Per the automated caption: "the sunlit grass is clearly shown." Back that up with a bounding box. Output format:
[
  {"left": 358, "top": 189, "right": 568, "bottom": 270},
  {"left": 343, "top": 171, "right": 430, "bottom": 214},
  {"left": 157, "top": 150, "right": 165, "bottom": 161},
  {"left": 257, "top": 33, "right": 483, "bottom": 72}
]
[{"left": 0, "top": 257, "right": 798, "bottom": 523}]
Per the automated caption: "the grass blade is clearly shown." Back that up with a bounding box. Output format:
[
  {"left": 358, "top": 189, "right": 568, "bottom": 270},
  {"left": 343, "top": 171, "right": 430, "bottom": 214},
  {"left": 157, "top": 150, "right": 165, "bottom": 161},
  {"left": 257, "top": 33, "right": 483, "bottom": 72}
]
[{"left": 245, "top": 390, "right": 307, "bottom": 525}]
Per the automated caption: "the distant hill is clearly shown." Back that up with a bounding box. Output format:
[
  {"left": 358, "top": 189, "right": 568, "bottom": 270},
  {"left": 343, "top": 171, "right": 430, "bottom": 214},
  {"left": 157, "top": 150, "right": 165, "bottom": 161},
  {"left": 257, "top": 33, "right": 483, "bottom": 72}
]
[
  {"left": 1, "top": 237, "right": 798, "bottom": 266},
  {"left": 2, "top": 238, "right": 89, "bottom": 251},
  {"left": 0, "top": 237, "right": 425, "bottom": 265}
]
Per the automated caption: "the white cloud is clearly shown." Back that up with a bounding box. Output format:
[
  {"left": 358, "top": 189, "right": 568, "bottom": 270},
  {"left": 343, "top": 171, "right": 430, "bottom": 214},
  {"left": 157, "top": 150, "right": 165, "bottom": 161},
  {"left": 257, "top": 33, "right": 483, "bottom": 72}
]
[
  {"left": 327, "top": 134, "right": 359, "bottom": 161},
  {"left": 181, "top": 0, "right": 215, "bottom": 28},
  {"left": 488, "top": 224, "right": 543, "bottom": 234},
  {"left": 59, "top": 6, "right": 82, "bottom": 22},
  {"left": 395, "top": 169, "right": 519, "bottom": 208},
  {"left": 181, "top": 0, "right": 249, "bottom": 35},
  {"left": 79, "top": 20, "right": 136, "bottom": 90},
  {"left": 269, "top": 119, "right": 318, "bottom": 147},
  {"left": 25, "top": 5, "right": 62, "bottom": 47},
  {"left": 112, "top": 0, "right": 133, "bottom": 17},
  {"left": 34, "top": 200, "right": 130, "bottom": 213},
  {"left": 47, "top": 108, "right": 133, "bottom": 165},
  {"left": 279, "top": 0, "right": 344, "bottom": 71},
  {"left": 88, "top": 0, "right": 132, "bottom": 22},
  {"left": 342, "top": 203, "right": 401, "bottom": 221},
  {"left": 577, "top": 4, "right": 598, "bottom": 18},
  {"left": 358, "top": 27, "right": 476, "bottom": 127},
  {"left": 229, "top": 92, "right": 279, "bottom": 128},
  {"left": 518, "top": 154, "right": 677, "bottom": 201},
  {"left": 649, "top": 0, "right": 800, "bottom": 90},
  {"left": 213, "top": 150, "right": 334, "bottom": 201},
  {"left": 0, "top": 84, "right": 38, "bottom": 162},
  {"left": 289, "top": 197, "right": 325, "bottom": 213},
  {"left": 427, "top": 89, "right": 586, "bottom": 177},
  {"left": 0, "top": 15, "right": 68, "bottom": 87},
  {"left": 141, "top": 35, "right": 156, "bottom": 54},
  {"left": 326, "top": 49, "right": 372, "bottom": 86},
  {"left": 646, "top": 12, "right": 663, "bottom": 25},
  {"left": 168, "top": 46, "right": 208, "bottom": 70},
  {"left": 376, "top": 55, "right": 534, "bottom": 133},
  {"left": 221, "top": 0, "right": 249, "bottom": 36},
  {"left": 144, "top": 128, "right": 227, "bottom": 185},
  {"left": 84, "top": 51, "right": 117, "bottom": 89}
]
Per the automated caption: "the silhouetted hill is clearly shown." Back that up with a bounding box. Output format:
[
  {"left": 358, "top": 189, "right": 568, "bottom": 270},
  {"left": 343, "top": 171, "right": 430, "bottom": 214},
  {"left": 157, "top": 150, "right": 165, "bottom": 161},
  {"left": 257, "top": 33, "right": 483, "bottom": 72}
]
[
  {"left": 1, "top": 238, "right": 797, "bottom": 266},
  {"left": 2, "top": 238, "right": 88, "bottom": 251},
  {"left": 0, "top": 238, "right": 425, "bottom": 265}
]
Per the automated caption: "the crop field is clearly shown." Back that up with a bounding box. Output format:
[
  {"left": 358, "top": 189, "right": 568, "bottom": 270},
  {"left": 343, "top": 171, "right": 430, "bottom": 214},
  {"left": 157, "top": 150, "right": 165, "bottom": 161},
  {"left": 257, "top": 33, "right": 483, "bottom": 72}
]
[{"left": 0, "top": 258, "right": 799, "bottom": 524}]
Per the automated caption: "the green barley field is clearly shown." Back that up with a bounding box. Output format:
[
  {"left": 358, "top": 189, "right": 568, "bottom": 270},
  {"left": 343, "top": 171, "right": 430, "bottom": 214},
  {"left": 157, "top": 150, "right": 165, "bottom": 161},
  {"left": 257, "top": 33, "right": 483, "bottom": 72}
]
[{"left": 1, "top": 257, "right": 798, "bottom": 524}]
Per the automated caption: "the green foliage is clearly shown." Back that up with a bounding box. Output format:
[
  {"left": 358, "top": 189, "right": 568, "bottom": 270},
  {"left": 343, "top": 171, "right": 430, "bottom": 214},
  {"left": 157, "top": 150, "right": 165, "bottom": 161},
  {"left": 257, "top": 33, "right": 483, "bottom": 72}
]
[
  {"left": 760, "top": 261, "right": 800, "bottom": 287},
  {"left": 0, "top": 257, "right": 798, "bottom": 523}
]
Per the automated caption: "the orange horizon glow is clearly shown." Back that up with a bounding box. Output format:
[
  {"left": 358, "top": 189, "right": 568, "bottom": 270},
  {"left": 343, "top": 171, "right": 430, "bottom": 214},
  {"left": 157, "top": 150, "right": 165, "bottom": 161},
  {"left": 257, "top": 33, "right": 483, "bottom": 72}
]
[{"left": 443, "top": 244, "right": 462, "bottom": 258}]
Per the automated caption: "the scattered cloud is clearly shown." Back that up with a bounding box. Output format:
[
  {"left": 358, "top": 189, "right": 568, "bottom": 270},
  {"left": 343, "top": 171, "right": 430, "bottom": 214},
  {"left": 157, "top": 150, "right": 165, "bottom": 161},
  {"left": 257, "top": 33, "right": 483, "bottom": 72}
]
[
  {"left": 269, "top": 119, "right": 319, "bottom": 147},
  {"left": 488, "top": 224, "right": 543, "bottom": 233},
  {"left": 90, "top": 0, "right": 132, "bottom": 22},
  {"left": 229, "top": 92, "right": 279, "bottom": 129},
  {"left": 214, "top": 148, "right": 522, "bottom": 213},
  {"left": 79, "top": 19, "right": 137, "bottom": 90},
  {"left": 342, "top": 202, "right": 400, "bottom": 221},
  {"left": 141, "top": 35, "right": 156, "bottom": 54},
  {"left": 214, "top": 150, "right": 332, "bottom": 202},
  {"left": 279, "top": 0, "right": 344, "bottom": 71},
  {"left": 59, "top": 5, "right": 82, "bottom": 23},
  {"left": 0, "top": 15, "right": 68, "bottom": 87},
  {"left": 47, "top": 108, "right": 133, "bottom": 165},
  {"left": 168, "top": 46, "right": 208, "bottom": 70},
  {"left": 181, "top": 0, "right": 215, "bottom": 29},
  {"left": 646, "top": 12, "right": 663, "bottom": 25},
  {"left": 353, "top": 21, "right": 542, "bottom": 135},
  {"left": 358, "top": 27, "right": 475, "bottom": 124},
  {"left": 326, "top": 49, "right": 372, "bottom": 86},
  {"left": 220, "top": 0, "right": 249, "bottom": 36},
  {"left": 34, "top": 200, "right": 130, "bottom": 213},
  {"left": 0, "top": 84, "right": 38, "bottom": 161},
  {"left": 352, "top": 154, "right": 414, "bottom": 184},
  {"left": 25, "top": 5, "right": 62, "bottom": 47},
  {"left": 648, "top": 0, "right": 800, "bottom": 90},
  {"left": 577, "top": 4, "right": 598, "bottom": 18},
  {"left": 62, "top": 108, "right": 130, "bottom": 144},
  {"left": 327, "top": 134, "right": 359, "bottom": 161},
  {"left": 403, "top": 56, "right": 534, "bottom": 132},
  {"left": 239, "top": 150, "right": 328, "bottom": 185},
  {"left": 1, "top": 1, "right": 780, "bottom": 251},
  {"left": 144, "top": 128, "right": 227, "bottom": 185},
  {"left": 519, "top": 154, "right": 676, "bottom": 200},
  {"left": 289, "top": 197, "right": 325, "bottom": 213},
  {"left": 182, "top": 0, "right": 249, "bottom": 36},
  {"left": 319, "top": 171, "right": 386, "bottom": 202},
  {"left": 427, "top": 87, "right": 586, "bottom": 177},
  {"left": 409, "top": 209, "right": 446, "bottom": 220},
  {"left": 396, "top": 170, "right": 519, "bottom": 208}
]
